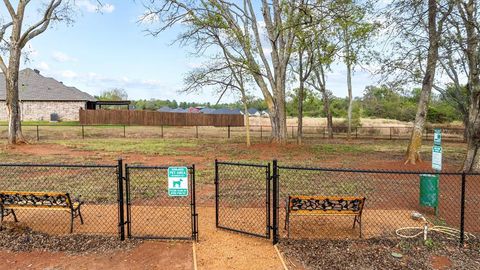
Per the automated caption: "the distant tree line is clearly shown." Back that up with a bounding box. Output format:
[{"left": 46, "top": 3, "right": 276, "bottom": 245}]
[
  {"left": 285, "top": 85, "right": 462, "bottom": 125},
  {"left": 105, "top": 84, "right": 460, "bottom": 126}
]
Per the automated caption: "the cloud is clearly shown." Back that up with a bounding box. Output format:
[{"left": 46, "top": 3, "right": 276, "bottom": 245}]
[
  {"left": 101, "top": 4, "right": 115, "bottom": 13},
  {"left": 76, "top": 0, "right": 115, "bottom": 13},
  {"left": 39, "top": 62, "right": 50, "bottom": 71},
  {"left": 61, "top": 70, "right": 78, "bottom": 79},
  {"left": 52, "top": 51, "right": 77, "bottom": 62}
]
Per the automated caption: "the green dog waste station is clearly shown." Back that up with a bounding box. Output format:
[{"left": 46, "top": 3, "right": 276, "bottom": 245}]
[{"left": 419, "top": 174, "right": 439, "bottom": 215}]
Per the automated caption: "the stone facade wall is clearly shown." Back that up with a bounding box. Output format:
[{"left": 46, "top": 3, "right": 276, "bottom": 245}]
[{"left": 0, "top": 101, "right": 86, "bottom": 121}]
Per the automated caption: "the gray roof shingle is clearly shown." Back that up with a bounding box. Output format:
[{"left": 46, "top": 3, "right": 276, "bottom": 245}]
[{"left": 0, "top": 68, "right": 95, "bottom": 101}]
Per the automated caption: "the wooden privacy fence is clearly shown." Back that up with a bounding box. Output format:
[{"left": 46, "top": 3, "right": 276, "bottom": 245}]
[{"left": 79, "top": 109, "right": 245, "bottom": 127}]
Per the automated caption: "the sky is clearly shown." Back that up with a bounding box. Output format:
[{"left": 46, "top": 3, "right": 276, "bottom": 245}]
[{"left": 12, "top": 0, "right": 376, "bottom": 103}]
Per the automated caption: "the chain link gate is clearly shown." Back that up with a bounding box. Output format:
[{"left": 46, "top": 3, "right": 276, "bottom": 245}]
[
  {"left": 215, "top": 160, "right": 271, "bottom": 238},
  {"left": 125, "top": 165, "right": 198, "bottom": 240}
]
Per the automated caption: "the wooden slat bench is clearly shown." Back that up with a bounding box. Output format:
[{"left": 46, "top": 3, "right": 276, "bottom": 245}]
[
  {"left": 285, "top": 195, "right": 366, "bottom": 238},
  {"left": 0, "top": 191, "right": 84, "bottom": 233}
]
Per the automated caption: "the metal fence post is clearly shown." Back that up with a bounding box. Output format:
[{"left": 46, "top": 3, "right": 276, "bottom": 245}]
[
  {"left": 117, "top": 159, "right": 125, "bottom": 241},
  {"left": 228, "top": 125, "right": 231, "bottom": 139},
  {"left": 36, "top": 125, "right": 39, "bottom": 141},
  {"left": 460, "top": 172, "right": 466, "bottom": 245},
  {"left": 195, "top": 126, "right": 199, "bottom": 138},
  {"left": 215, "top": 159, "right": 219, "bottom": 228},
  {"left": 266, "top": 162, "right": 271, "bottom": 238},
  {"left": 123, "top": 125, "right": 126, "bottom": 138},
  {"left": 355, "top": 127, "right": 358, "bottom": 139},
  {"left": 125, "top": 164, "right": 131, "bottom": 239},
  {"left": 272, "top": 159, "right": 279, "bottom": 245},
  {"left": 191, "top": 164, "right": 198, "bottom": 241},
  {"left": 82, "top": 125, "right": 85, "bottom": 139}
]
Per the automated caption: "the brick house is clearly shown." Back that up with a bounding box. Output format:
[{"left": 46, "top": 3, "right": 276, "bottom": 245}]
[{"left": 0, "top": 68, "right": 96, "bottom": 121}]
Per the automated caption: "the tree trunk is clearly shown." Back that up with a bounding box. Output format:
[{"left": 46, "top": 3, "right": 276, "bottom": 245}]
[
  {"left": 405, "top": 0, "right": 440, "bottom": 164},
  {"left": 323, "top": 90, "right": 334, "bottom": 139},
  {"left": 463, "top": 115, "right": 469, "bottom": 142},
  {"left": 297, "top": 49, "right": 304, "bottom": 145},
  {"left": 463, "top": 101, "right": 480, "bottom": 172},
  {"left": 346, "top": 60, "right": 353, "bottom": 140},
  {"left": 5, "top": 49, "right": 25, "bottom": 145},
  {"left": 242, "top": 95, "right": 251, "bottom": 147},
  {"left": 315, "top": 65, "right": 333, "bottom": 139},
  {"left": 461, "top": 0, "right": 480, "bottom": 172}
]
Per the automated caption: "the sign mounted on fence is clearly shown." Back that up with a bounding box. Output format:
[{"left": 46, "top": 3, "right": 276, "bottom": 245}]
[
  {"left": 434, "top": 128, "right": 442, "bottom": 145},
  {"left": 168, "top": 167, "right": 189, "bottom": 197},
  {"left": 432, "top": 146, "right": 442, "bottom": 171}
]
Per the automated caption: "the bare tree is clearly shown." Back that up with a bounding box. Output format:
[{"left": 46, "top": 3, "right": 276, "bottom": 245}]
[
  {"left": 334, "top": 0, "right": 376, "bottom": 140},
  {"left": 183, "top": 57, "right": 253, "bottom": 146},
  {"left": 290, "top": 33, "right": 314, "bottom": 144},
  {"left": 455, "top": 0, "right": 480, "bottom": 172},
  {"left": 307, "top": 42, "right": 336, "bottom": 139},
  {"left": 0, "top": 0, "right": 73, "bottom": 144},
  {"left": 141, "top": 0, "right": 312, "bottom": 143},
  {"left": 378, "top": 0, "right": 453, "bottom": 164}
]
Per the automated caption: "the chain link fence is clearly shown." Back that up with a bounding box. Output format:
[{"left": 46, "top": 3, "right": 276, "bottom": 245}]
[
  {"left": 274, "top": 167, "right": 475, "bottom": 242},
  {"left": 215, "top": 160, "right": 479, "bottom": 246},
  {"left": 125, "top": 165, "right": 198, "bottom": 240},
  {"left": 0, "top": 163, "right": 120, "bottom": 236},
  {"left": 0, "top": 162, "right": 199, "bottom": 242},
  {"left": 215, "top": 160, "right": 271, "bottom": 238}
]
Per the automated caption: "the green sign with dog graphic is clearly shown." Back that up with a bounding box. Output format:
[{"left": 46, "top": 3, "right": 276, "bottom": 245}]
[{"left": 168, "top": 167, "right": 188, "bottom": 197}]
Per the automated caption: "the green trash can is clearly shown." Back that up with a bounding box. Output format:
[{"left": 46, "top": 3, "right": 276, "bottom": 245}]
[{"left": 419, "top": 174, "right": 439, "bottom": 209}]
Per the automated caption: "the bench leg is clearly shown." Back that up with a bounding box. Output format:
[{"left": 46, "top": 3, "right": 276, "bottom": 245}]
[
  {"left": 78, "top": 206, "right": 84, "bottom": 225},
  {"left": 358, "top": 216, "right": 362, "bottom": 238},
  {"left": 285, "top": 206, "right": 290, "bottom": 238},
  {"left": 70, "top": 211, "right": 74, "bottom": 234},
  {"left": 352, "top": 216, "right": 357, "bottom": 229},
  {"left": 11, "top": 210, "right": 18, "bottom": 222},
  {"left": 0, "top": 206, "right": 3, "bottom": 231}
]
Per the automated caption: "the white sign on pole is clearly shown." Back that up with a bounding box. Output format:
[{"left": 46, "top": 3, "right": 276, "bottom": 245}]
[
  {"left": 432, "top": 146, "right": 442, "bottom": 171},
  {"left": 168, "top": 167, "right": 188, "bottom": 197}
]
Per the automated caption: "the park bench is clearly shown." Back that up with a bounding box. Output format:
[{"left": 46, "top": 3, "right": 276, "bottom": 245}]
[
  {"left": 0, "top": 191, "right": 84, "bottom": 233},
  {"left": 285, "top": 195, "right": 366, "bottom": 238}
]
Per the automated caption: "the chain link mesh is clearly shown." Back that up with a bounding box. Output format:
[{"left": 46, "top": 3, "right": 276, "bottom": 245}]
[
  {"left": 216, "top": 162, "right": 270, "bottom": 238},
  {"left": 0, "top": 164, "right": 119, "bottom": 235},
  {"left": 277, "top": 167, "right": 479, "bottom": 242},
  {"left": 126, "top": 166, "right": 196, "bottom": 240}
]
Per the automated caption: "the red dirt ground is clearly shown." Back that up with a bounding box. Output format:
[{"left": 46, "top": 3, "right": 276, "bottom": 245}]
[{"left": 0, "top": 241, "right": 193, "bottom": 270}]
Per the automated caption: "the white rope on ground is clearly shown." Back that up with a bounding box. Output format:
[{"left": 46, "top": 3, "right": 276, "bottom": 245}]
[
  {"left": 192, "top": 242, "right": 198, "bottom": 270},
  {"left": 274, "top": 244, "right": 289, "bottom": 270},
  {"left": 395, "top": 212, "right": 476, "bottom": 242}
]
